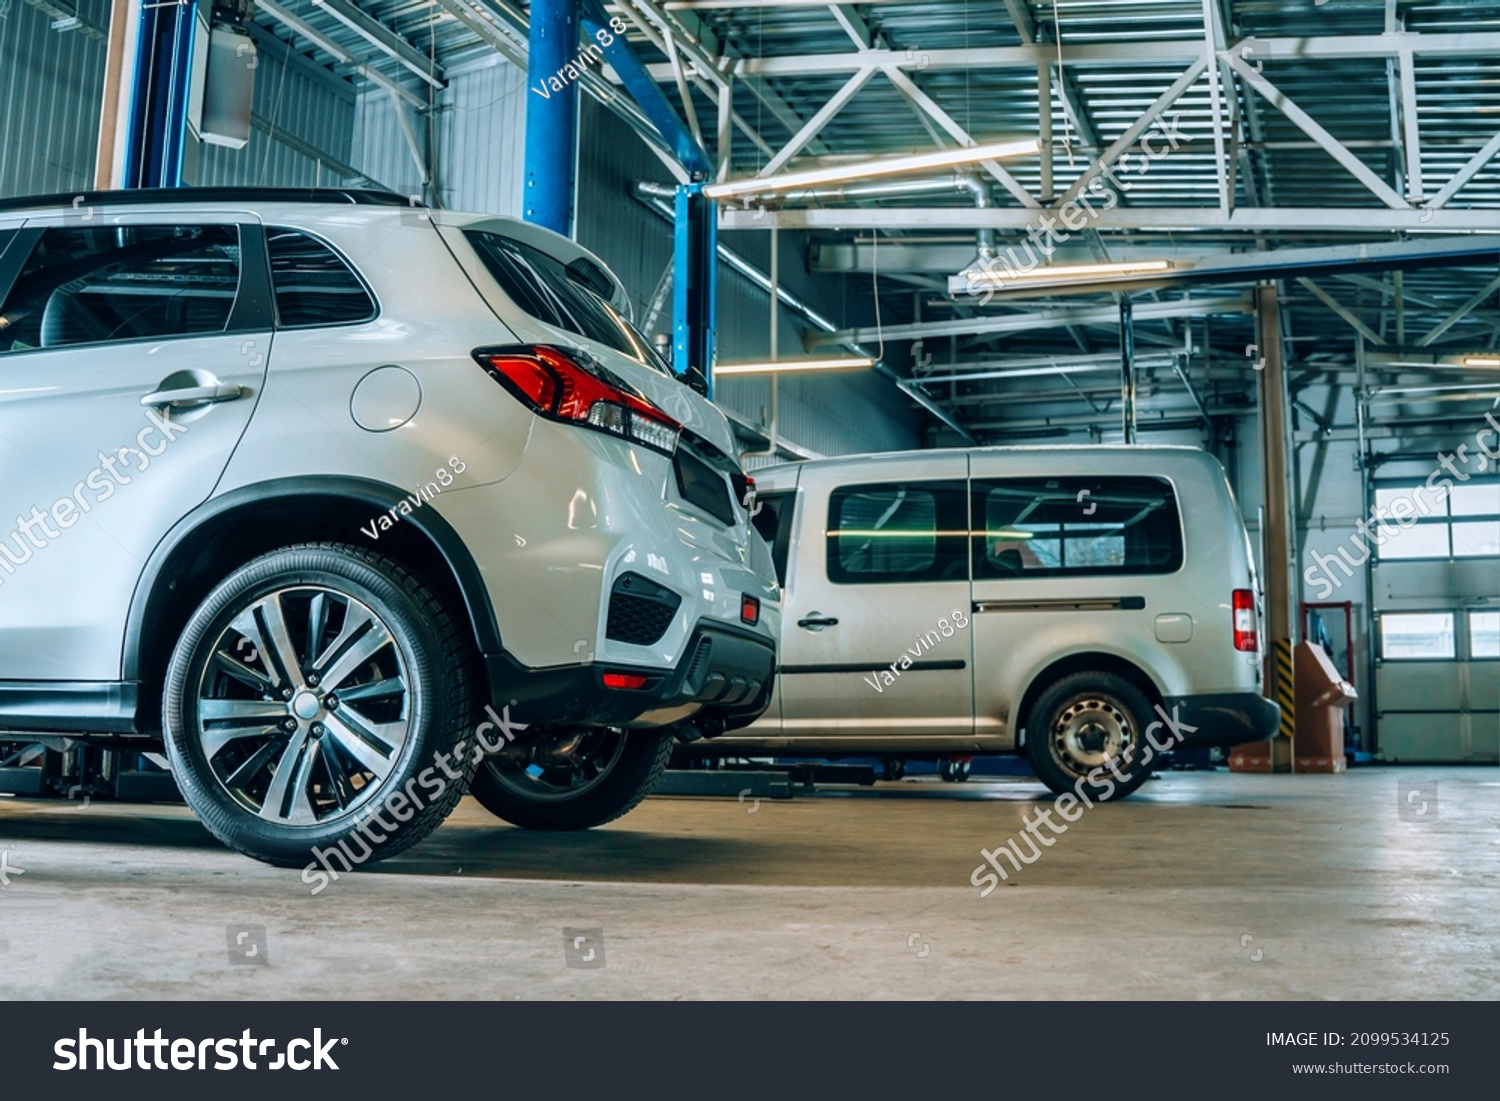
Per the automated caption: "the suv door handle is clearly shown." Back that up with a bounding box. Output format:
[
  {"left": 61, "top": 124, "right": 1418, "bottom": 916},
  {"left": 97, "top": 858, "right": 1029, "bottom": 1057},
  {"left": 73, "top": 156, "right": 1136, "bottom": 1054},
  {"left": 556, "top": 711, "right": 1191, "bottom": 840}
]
[
  {"left": 140, "top": 383, "right": 245, "bottom": 409},
  {"left": 797, "top": 613, "right": 839, "bottom": 631}
]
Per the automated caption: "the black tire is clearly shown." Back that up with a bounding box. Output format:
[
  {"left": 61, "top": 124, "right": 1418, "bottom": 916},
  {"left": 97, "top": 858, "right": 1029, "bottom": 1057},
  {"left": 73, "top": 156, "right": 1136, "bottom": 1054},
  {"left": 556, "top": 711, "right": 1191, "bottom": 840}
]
[
  {"left": 938, "top": 758, "right": 971, "bottom": 783},
  {"left": 162, "top": 543, "right": 478, "bottom": 869},
  {"left": 468, "top": 726, "right": 674, "bottom": 830},
  {"left": 1023, "top": 671, "right": 1156, "bottom": 802}
]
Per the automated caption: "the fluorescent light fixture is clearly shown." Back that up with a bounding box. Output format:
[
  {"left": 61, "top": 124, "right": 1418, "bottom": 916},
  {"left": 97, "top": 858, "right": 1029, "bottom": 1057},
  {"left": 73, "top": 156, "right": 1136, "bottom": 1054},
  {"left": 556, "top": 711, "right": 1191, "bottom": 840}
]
[
  {"left": 963, "top": 260, "right": 1173, "bottom": 290},
  {"left": 704, "top": 139, "right": 1041, "bottom": 200},
  {"left": 1463, "top": 356, "right": 1500, "bottom": 368},
  {"left": 716, "top": 356, "right": 875, "bottom": 376}
]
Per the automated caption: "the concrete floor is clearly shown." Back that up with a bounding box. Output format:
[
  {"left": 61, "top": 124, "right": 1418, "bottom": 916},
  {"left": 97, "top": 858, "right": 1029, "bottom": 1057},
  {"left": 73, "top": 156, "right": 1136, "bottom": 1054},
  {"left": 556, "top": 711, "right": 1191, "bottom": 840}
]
[{"left": 0, "top": 766, "right": 1495, "bottom": 1000}]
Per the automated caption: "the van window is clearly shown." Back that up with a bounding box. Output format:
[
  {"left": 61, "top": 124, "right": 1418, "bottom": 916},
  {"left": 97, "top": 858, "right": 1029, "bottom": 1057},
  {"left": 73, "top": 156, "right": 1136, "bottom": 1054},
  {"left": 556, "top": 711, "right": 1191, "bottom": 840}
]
[
  {"left": 464, "top": 230, "right": 669, "bottom": 374},
  {"left": 0, "top": 224, "right": 241, "bottom": 354},
  {"left": 751, "top": 491, "right": 794, "bottom": 586},
  {"left": 828, "top": 481, "right": 968, "bottom": 584},
  {"left": 267, "top": 228, "right": 375, "bottom": 327},
  {"left": 972, "top": 476, "right": 1182, "bottom": 579}
]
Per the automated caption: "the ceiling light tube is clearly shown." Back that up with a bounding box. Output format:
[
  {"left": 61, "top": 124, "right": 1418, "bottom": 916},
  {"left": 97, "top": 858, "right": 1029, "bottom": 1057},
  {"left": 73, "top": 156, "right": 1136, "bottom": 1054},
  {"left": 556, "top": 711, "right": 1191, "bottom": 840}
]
[
  {"left": 963, "top": 260, "right": 1173, "bottom": 289},
  {"left": 704, "top": 139, "right": 1040, "bottom": 200},
  {"left": 1463, "top": 356, "right": 1500, "bottom": 368},
  {"left": 716, "top": 356, "right": 875, "bottom": 376}
]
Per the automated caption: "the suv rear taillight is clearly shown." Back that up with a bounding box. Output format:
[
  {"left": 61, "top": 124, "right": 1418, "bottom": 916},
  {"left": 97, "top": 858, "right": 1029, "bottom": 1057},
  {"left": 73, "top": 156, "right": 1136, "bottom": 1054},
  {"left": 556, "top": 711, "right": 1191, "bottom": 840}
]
[
  {"left": 475, "top": 345, "right": 681, "bottom": 456},
  {"left": 1232, "top": 588, "right": 1258, "bottom": 652}
]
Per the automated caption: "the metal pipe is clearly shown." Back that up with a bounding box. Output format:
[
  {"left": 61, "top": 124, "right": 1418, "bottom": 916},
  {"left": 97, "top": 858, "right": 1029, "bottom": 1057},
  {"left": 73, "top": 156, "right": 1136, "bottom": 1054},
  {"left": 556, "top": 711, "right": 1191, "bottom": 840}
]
[
  {"left": 740, "top": 225, "right": 781, "bottom": 465},
  {"left": 635, "top": 183, "right": 974, "bottom": 442}
]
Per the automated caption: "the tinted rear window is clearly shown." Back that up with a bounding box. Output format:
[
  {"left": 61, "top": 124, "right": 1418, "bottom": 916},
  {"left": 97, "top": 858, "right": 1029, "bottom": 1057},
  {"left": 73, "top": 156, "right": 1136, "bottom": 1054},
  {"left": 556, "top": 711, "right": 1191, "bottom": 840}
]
[
  {"left": 267, "top": 228, "right": 375, "bottom": 327},
  {"left": 465, "top": 230, "right": 668, "bottom": 373},
  {"left": 972, "top": 476, "right": 1183, "bottom": 579}
]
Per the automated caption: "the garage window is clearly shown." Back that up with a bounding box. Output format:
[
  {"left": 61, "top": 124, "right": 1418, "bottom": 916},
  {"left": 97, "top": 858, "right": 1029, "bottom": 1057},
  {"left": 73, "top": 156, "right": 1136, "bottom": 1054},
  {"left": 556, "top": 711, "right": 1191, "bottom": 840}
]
[
  {"left": 972, "top": 476, "right": 1182, "bottom": 579},
  {"left": 1379, "top": 612, "right": 1456, "bottom": 660},
  {"left": 1375, "top": 480, "right": 1500, "bottom": 560},
  {"left": 266, "top": 228, "right": 376, "bottom": 328},
  {"left": 1470, "top": 611, "right": 1500, "bottom": 659},
  {"left": 0, "top": 224, "right": 241, "bottom": 354},
  {"left": 827, "top": 482, "right": 967, "bottom": 585}
]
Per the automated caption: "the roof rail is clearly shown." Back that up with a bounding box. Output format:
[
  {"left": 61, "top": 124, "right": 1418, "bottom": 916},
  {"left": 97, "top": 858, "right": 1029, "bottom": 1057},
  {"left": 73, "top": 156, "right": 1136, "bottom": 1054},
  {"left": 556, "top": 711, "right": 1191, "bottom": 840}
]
[{"left": 0, "top": 187, "right": 411, "bottom": 214}]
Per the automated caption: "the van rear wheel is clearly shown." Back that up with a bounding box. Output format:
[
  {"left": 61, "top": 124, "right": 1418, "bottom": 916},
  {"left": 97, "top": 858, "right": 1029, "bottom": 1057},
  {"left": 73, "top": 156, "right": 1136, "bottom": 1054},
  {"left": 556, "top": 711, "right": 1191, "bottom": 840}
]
[{"left": 1024, "top": 672, "right": 1155, "bottom": 802}]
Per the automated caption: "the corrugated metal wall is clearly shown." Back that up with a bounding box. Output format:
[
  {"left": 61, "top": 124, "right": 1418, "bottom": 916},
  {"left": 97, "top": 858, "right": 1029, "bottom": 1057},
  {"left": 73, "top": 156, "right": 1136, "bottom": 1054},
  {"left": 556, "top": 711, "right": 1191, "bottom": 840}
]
[
  {"left": 193, "top": 41, "right": 359, "bottom": 190},
  {"left": 0, "top": 0, "right": 108, "bottom": 199},
  {"left": 435, "top": 62, "right": 525, "bottom": 215},
  {"left": 350, "top": 60, "right": 526, "bottom": 213}
]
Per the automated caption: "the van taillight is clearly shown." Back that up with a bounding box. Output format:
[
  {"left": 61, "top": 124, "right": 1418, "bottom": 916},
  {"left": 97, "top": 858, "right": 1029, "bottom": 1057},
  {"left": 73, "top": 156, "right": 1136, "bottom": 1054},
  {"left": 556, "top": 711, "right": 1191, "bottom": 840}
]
[
  {"left": 1232, "top": 589, "right": 1258, "bottom": 652},
  {"left": 733, "top": 473, "right": 755, "bottom": 513},
  {"left": 474, "top": 344, "right": 681, "bottom": 456}
]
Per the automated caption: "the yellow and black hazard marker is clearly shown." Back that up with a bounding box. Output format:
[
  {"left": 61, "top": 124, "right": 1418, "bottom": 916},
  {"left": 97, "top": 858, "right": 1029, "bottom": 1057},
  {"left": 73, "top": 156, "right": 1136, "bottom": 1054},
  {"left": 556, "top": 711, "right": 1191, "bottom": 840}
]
[{"left": 1273, "top": 638, "right": 1295, "bottom": 741}]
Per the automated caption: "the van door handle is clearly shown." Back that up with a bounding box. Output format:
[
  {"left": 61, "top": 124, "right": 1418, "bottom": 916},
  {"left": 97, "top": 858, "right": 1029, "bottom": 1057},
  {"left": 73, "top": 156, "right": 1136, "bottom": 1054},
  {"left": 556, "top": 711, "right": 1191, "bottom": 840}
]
[
  {"left": 140, "top": 383, "right": 245, "bottom": 409},
  {"left": 797, "top": 613, "right": 839, "bottom": 631}
]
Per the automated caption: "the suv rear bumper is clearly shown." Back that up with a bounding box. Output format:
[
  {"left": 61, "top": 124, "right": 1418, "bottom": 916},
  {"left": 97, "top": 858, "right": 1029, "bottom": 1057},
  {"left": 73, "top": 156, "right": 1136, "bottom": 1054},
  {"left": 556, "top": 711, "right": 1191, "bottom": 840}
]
[
  {"left": 1160, "top": 692, "right": 1281, "bottom": 748},
  {"left": 488, "top": 619, "right": 775, "bottom": 732}
]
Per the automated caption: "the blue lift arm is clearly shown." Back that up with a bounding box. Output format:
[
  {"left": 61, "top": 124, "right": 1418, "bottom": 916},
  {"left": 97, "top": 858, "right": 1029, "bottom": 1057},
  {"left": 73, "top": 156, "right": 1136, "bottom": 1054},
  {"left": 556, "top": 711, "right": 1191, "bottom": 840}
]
[{"left": 123, "top": 0, "right": 201, "bottom": 189}]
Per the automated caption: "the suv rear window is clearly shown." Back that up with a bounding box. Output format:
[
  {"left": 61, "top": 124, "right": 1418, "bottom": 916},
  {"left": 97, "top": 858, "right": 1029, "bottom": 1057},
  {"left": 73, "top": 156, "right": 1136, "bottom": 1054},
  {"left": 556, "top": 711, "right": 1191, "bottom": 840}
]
[
  {"left": 972, "top": 476, "right": 1183, "bottom": 579},
  {"left": 267, "top": 228, "right": 375, "bottom": 327},
  {"left": 0, "top": 225, "right": 240, "bottom": 354},
  {"left": 464, "top": 230, "right": 668, "bottom": 373}
]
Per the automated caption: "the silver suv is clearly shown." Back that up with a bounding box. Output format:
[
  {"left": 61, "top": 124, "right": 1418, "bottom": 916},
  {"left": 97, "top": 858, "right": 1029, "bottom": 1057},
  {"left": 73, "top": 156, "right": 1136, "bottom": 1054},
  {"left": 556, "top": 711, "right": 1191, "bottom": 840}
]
[
  {"left": 0, "top": 188, "right": 778, "bottom": 869},
  {"left": 720, "top": 446, "right": 1278, "bottom": 798}
]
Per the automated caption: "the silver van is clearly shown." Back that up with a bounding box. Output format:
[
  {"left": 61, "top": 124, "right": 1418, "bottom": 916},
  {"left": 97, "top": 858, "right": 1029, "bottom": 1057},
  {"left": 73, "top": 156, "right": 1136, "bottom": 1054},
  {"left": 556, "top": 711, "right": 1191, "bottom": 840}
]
[{"left": 723, "top": 446, "right": 1279, "bottom": 799}]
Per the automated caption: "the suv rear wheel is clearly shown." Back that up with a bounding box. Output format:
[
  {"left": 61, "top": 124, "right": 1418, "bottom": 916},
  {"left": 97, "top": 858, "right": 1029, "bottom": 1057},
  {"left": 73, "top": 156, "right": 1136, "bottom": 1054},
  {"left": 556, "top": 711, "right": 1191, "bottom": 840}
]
[
  {"left": 468, "top": 726, "right": 673, "bottom": 830},
  {"left": 162, "top": 544, "right": 477, "bottom": 868},
  {"left": 1024, "top": 672, "right": 1155, "bottom": 802}
]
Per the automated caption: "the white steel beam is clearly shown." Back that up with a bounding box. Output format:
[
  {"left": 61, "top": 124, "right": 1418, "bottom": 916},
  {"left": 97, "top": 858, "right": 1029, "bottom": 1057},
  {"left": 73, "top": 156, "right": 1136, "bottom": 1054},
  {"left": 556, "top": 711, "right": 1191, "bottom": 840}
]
[
  {"left": 1222, "top": 50, "right": 1408, "bottom": 210},
  {"left": 256, "top": 0, "right": 426, "bottom": 109},
  {"left": 1416, "top": 272, "right": 1500, "bottom": 347},
  {"left": 808, "top": 294, "right": 1253, "bottom": 347},
  {"left": 642, "top": 33, "right": 1500, "bottom": 79},
  {"left": 828, "top": 4, "right": 872, "bottom": 49},
  {"left": 1297, "top": 277, "right": 1386, "bottom": 345},
  {"left": 881, "top": 65, "right": 1039, "bottom": 208},
  {"left": 1397, "top": 49, "right": 1423, "bottom": 201},
  {"left": 720, "top": 206, "right": 1500, "bottom": 232},
  {"left": 1426, "top": 129, "right": 1500, "bottom": 210},
  {"left": 312, "top": 0, "right": 445, "bottom": 89},
  {"left": 1057, "top": 58, "right": 1208, "bottom": 207},
  {"left": 757, "top": 67, "right": 876, "bottom": 176}
]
